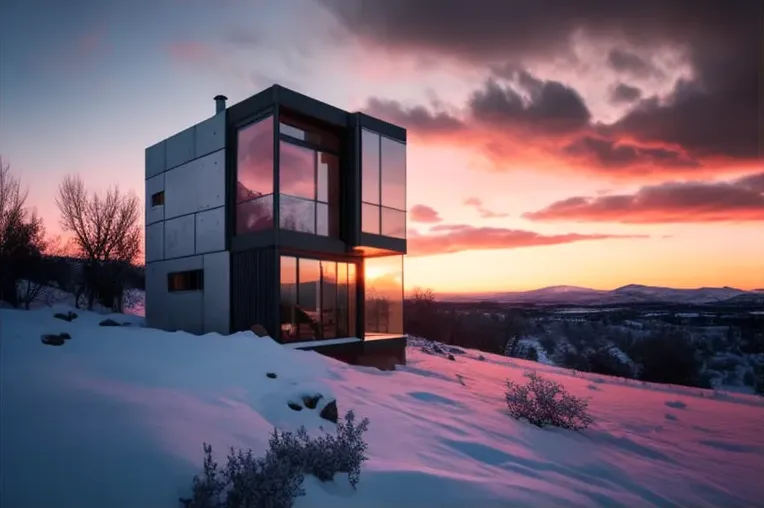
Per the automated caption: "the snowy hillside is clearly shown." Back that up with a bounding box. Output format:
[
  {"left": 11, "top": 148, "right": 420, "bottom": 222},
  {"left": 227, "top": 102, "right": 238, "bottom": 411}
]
[{"left": 1, "top": 306, "right": 764, "bottom": 507}]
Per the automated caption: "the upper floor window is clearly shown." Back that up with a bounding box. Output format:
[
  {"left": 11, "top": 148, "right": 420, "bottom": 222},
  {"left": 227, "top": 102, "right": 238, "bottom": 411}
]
[
  {"left": 279, "top": 141, "right": 339, "bottom": 237},
  {"left": 236, "top": 116, "right": 274, "bottom": 235},
  {"left": 361, "top": 130, "right": 406, "bottom": 239}
]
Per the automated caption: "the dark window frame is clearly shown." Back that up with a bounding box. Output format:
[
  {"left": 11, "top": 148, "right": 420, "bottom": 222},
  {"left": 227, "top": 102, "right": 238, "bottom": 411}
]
[{"left": 167, "top": 269, "right": 204, "bottom": 292}]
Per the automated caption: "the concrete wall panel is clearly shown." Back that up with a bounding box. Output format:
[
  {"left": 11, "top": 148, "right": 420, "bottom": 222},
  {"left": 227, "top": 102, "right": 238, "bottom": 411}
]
[
  {"left": 196, "top": 149, "right": 226, "bottom": 211},
  {"left": 145, "top": 222, "right": 164, "bottom": 263},
  {"left": 163, "top": 254, "right": 204, "bottom": 273},
  {"left": 165, "top": 127, "right": 195, "bottom": 170},
  {"left": 195, "top": 206, "right": 225, "bottom": 254},
  {"left": 165, "top": 292, "right": 204, "bottom": 334},
  {"left": 195, "top": 113, "right": 226, "bottom": 158},
  {"left": 203, "top": 251, "right": 230, "bottom": 334},
  {"left": 164, "top": 159, "right": 199, "bottom": 219},
  {"left": 146, "top": 256, "right": 206, "bottom": 333},
  {"left": 144, "top": 262, "right": 164, "bottom": 328},
  {"left": 164, "top": 214, "right": 195, "bottom": 259},
  {"left": 145, "top": 141, "right": 166, "bottom": 179}
]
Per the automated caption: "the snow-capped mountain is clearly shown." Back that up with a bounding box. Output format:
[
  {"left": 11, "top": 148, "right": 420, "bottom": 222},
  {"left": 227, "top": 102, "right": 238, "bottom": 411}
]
[{"left": 442, "top": 284, "right": 761, "bottom": 306}]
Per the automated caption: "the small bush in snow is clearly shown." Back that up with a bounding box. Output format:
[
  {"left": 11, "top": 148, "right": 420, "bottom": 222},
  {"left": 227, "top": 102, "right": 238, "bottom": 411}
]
[
  {"left": 181, "top": 411, "right": 370, "bottom": 508},
  {"left": 505, "top": 372, "right": 593, "bottom": 431},
  {"left": 299, "top": 410, "right": 369, "bottom": 488}
]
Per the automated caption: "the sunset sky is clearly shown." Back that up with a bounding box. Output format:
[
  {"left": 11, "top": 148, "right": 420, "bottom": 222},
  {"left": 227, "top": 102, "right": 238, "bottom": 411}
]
[{"left": 2, "top": 0, "right": 762, "bottom": 292}]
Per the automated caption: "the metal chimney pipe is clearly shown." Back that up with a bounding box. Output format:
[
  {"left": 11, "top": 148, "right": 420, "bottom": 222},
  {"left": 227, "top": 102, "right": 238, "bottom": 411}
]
[{"left": 214, "top": 95, "right": 228, "bottom": 114}]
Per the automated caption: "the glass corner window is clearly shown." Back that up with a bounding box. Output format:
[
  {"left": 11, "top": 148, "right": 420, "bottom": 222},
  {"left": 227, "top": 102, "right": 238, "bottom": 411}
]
[
  {"left": 236, "top": 116, "right": 274, "bottom": 202},
  {"left": 361, "top": 129, "right": 406, "bottom": 239},
  {"left": 236, "top": 116, "right": 275, "bottom": 236}
]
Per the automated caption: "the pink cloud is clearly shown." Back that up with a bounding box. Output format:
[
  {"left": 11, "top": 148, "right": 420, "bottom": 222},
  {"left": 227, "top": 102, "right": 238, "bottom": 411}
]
[
  {"left": 410, "top": 204, "right": 443, "bottom": 223},
  {"left": 408, "top": 223, "right": 645, "bottom": 256}
]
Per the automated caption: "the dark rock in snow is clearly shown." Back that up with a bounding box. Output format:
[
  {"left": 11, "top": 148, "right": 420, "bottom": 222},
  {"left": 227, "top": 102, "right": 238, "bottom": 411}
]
[
  {"left": 266, "top": 372, "right": 277, "bottom": 379},
  {"left": 287, "top": 401, "right": 303, "bottom": 411},
  {"left": 59, "top": 332, "right": 71, "bottom": 340},
  {"left": 41, "top": 334, "right": 67, "bottom": 346},
  {"left": 302, "top": 394, "right": 323, "bottom": 409},
  {"left": 99, "top": 319, "right": 121, "bottom": 327},
  {"left": 54, "top": 311, "right": 78, "bottom": 322},
  {"left": 447, "top": 354, "right": 456, "bottom": 361},
  {"left": 319, "top": 400, "right": 338, "bottom": 423}
]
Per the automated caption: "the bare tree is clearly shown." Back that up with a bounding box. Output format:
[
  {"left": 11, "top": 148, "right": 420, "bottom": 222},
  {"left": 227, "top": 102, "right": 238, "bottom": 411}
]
[
  {"left": 56, "top": 175, "right": 141, "bottom": 310},
  {"left": 0, "top": 157, "right": 47, "bottom": 307}
]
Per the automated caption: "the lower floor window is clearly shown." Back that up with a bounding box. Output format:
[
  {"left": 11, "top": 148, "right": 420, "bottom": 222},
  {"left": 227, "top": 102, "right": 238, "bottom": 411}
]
[
  {"left": 280, "top": 256, "right": 356, "bottom": 342},
  {"left": 363, "top": 255, "right": 404, "bottom": 335},
  {"left": 168, "top": 269, "right": 204, "bottom": 292}
]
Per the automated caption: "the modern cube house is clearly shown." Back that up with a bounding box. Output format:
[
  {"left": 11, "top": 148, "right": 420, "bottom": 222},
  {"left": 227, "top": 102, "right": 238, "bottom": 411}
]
[{"left": 144, "top": 85, "right": 407, "bottom": 366}]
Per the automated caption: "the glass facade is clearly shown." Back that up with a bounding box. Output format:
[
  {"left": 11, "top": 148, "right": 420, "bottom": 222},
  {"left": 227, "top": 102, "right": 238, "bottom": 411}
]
[
  {"left": 364, "top": 255, "right": 404, "bottom": 336},
  {"left": 280, "top": 255, "right": 358, "bottom": 342},
  {"left": 233, "top": 108, "right": 406, "bottom": 344},
  {"left": 361, "top": 129, "right": 407, "bottom": 239},
  {"left": 236, "top": 117, "right": 274, "bottom": 235}
]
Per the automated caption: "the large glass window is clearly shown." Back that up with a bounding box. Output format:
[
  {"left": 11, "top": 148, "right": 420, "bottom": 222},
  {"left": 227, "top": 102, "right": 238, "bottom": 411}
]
[
  {"left": 280, "top": 257, "right": 298, "bottom": 341},
  {"left": 380, "top": 137, "right": 406, "bottom": 211},
  {"left": 321, "top": 261, "right": 337, "bottom": 339},
  {"left": 279, "top": 255, "right": 358, "bottom": 342},
  {"left": 348, "top": 263, "right": 357, "bottom": 337},
  {"left": 279, "top": 142, "right": 315, "bottom": 199},
  {"left": 280, "top": 195, "right": 315, "bottom": 233},
  {"left": 364, "top": 255, "right": 404, "bottom": 336},
  {"left": 361, "top": 130, "right": 380, "bottom": 205},
  {"left": 236, "top": 117, "right": 274, "bottom": 235},
  {"left": 278, "top": 140, "right": 338, "bottom": 236},
  {"left": 361, "top": 130, "right": 407, "bottom": 239},
  {"left": 337, "top": 263, "right": 349, "bottom": 337}
]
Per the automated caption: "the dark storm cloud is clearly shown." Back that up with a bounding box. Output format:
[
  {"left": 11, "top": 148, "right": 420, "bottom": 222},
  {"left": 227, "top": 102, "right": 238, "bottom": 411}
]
[
  {"left": 365, "top": 98, "right": 464, "bottom": 134},
  {"left": 564, "top": 136, "right": 698, "bottom": 169},
  {"left": 366, "top": 72, "right": 591, "bottom": 138},
  {"left": 468, "top": 73, "right": 591, "bottom": 134},
  {"left": 611, "top": 83, "right": 642, "bottom": 104},
  {"left": 327, "top": 0, "right": 762, "bottom": 163}
]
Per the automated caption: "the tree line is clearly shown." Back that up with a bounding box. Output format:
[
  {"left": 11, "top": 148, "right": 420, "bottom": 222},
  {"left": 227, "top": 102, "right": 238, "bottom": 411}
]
[
  {"left": 404, "top": 287, "right": 764, "bottom": 392},
  {"left": 0, "top": 156, "right": 143, "bottom": 312}
]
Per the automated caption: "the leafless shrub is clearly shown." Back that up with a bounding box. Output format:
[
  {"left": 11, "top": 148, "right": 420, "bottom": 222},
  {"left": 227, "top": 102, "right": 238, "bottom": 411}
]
[
  {"left": 56, "top": 175, "right": 141, "bottom": 311},
  {"left": 0, "top": 157, "right": 47, "bottom": 307},
  {"left": 505, "top": 372, "right": 593, "bottom": 430},
  {"left": 16, "top": 279, "right": 49, "bottom": 310}
]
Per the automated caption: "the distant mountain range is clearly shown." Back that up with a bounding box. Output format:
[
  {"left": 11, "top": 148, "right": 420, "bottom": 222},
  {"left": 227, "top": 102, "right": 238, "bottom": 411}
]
[{"left": 440, "top": 284, "right": 764, "bottom": 306}]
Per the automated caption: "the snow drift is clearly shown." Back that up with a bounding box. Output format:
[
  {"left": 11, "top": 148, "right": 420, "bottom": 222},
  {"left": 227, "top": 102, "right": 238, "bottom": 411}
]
[{"left": 1, "top": 306, "right": 763, "bottom": 507}]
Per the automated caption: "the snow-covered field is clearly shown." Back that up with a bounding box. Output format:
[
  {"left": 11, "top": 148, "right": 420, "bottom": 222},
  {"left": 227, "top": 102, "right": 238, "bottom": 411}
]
[{"left": 1, "top": 306, "right": 763, "bottom": 508}]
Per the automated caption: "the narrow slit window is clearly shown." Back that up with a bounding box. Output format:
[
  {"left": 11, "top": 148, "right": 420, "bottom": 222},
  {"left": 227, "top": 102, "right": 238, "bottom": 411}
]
[
  {"left": 167, "top": 269, "right": 204, "bottom": 292},
  {"left": 151, "top": 191, "right": 165, "bottom": 207}
]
